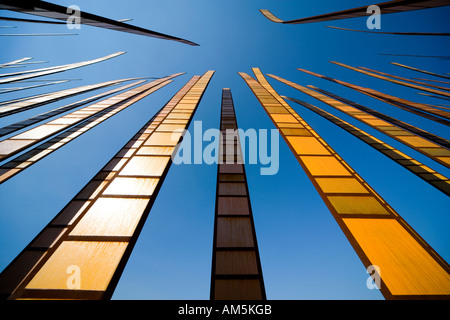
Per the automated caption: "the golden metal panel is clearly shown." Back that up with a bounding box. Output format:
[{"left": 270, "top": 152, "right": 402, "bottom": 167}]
[
  {"left": 300, "top": 156, "right": 352, "bottom": 176},
  {"left": 328, "top": 196, "right": 391, "bottom": 215},
  {"left": 287, "top": 136, "right": 331, "bottom": 155},
  {"left": 344, "top": 218, "right": 450, "bottom": 296},
  {"left": 69, "top": 198, "right": 149, "bottom": 237},
  {"left": 119, "top": 156, "right": 170, "bottom": 177},
  {"left": 26, "top": 241, "right": 128, "bottom": 291},
  {"left": 315, "top": 177, "right": 368, "bottom": 194},
  {"left": 102, "top": 177, "right": 159, "bottom": 196}
]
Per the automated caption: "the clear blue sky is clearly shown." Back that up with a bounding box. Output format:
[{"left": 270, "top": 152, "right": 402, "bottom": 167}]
[{"left": 0, "top": 0, "right": 449, "bottom": 300}]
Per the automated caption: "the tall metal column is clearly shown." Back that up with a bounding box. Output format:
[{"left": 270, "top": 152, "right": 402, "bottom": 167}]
[
  {"left": 240, "top": 68, "right": 450, "bottom": 300},
  {"left": 210, "top": 88, "right": 266, "bottom": 300}
]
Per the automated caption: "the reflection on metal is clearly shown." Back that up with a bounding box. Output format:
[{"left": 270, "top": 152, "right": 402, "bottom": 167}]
[
  {"left": 267, "top": 73, "right": 450, "bottom": 168},
  {"left": 0, "top": 70, "right": 214, "bottom": 300},
  {"left": 0, "top": 78, "right": 149, "bottom": 138},
  {"left": 283, "top": 96, "right": 450, "bottom": 196},
  {"left": 0, "top": 0, "right": 199, "bottom": 46},
  {"left": 240, "top": 68, "right": 450, "bottom": 300},
  {"left": 391, "top": 62, "right": 450, "bottom": 80},
  {"left": 260, "top": 0, "right": 450, "bottom": 24},
  {"left": 211, "top": 88, "right": 266, "bottom": 300},
  {"left": 0, "top": 51, "right": 125, "bottom": 84},
  {"left": 0, "top": 80, "right": 69, "bottom": 95},
  {"left": 326, "top": 26, "right": 450, "bottom": 36},
  {"left": 0, "top": 74, "right": 183, "bottom": 161},
  {"left": 0, "top": 78, "right": 176, "bottom": 184},
  {"left": 331, "top": 61, "right": 450, "bottom": 98},
  {"left": 297, "top": 68, "right": 450, "bottom": 124},
  {"left": 0, "top": 78, "right": 126, "bottom": 118}
]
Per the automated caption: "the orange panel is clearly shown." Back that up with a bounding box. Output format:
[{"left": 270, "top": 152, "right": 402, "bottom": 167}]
[
  {"left": 26, "top": 241, "right": 128, "bottom": 291},
  {"left": 344, "top": 218, "right": 450, "bottom": 296}
]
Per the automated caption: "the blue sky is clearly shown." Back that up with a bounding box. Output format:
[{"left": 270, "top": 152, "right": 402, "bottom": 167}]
[{"left": 0, "top": 0, "right": 449, "bottom": 300}]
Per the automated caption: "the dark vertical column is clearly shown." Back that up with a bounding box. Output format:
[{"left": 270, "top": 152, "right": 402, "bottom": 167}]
[{"left": 210, "top": 88, "right": 266, "bottom": 300}]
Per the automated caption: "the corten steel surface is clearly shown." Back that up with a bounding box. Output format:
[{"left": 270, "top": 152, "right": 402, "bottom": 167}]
[
  {"left": 0, "top": 52, "right": 125, "bottom": 84},
  {"left": 239, "top": 68, "right": 450, "bottom": 300},
  {"left": 210, "top": 88, "right": 266, "bottom": 300},
  {"left": 0, "top": 70, "right": 214, "bottom": 300},
  {"left": 0, "top": 78, "right": 175, "bottom": 185},
  {"left": 325, "top": 26, "right": 450, "bottom": 36},
  {"left": 283, "top": 96, "right": 450, "bottom": 196},
  {"left": 0, "top": 78, "right": 146, "bottom": 138},
  {"left": 392, "top": 62, "right": 450, "bottom": 80},
  {"left": 331, "top": 61, "right": 450, "bottom": 99},
  {"left": 271, "top": 73, "right": 450, "bottom": 168},
  {"left": 0, "top": 74, "right": 184, "bottom": 161},
  {"left": 0, "top": 0, "right": 199, "bottom": 46},
  {"left": 260, "top": 0, "right": 450, "bottom": 24},
  {"left": 297, "top": 68, "right": 450, "bottom": 126}
]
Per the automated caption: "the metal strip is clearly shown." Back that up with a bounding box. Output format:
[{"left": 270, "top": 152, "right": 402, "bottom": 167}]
[
  {"left": 272, "top": 72, "right": 450, "bottom": 168},
  {"left": 0, "top": 0, "right": 198, "bottom": 46},
  {"left": 283, "top": 96, "right": 450, "bottom": 196},
  {"left": 210, "top": 88, "right": 266, "bottom": 300},
  {"left": 239, "top": 68, "right": 450, "bottom": 300},
  {"left": 0, "top": 79, "right": 174, "bottom": 184},
  {"left": 0, "top": 70, "right": 214, "bottom": 300},
  {"left": 260, "top": 0, "right": 450, "bottom": 24}
]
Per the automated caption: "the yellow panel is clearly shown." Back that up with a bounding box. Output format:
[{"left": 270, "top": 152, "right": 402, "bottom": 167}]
[
  {"left": 397, "top": 136, "right": 440, "bottom": 148},
  {"left": 421, "top": 148, "right": 450, "bottom": 157},
  {"left": 144, "top": 132, "right": 183, "bottom": 146},
  {"left": 265, "top": 107, "right": 290, "bottom": 114},
  {"left": 119, "top": 156, "right": 170, "bottom": 177},
  {"left": 280, "top": 128, "right": 311, "bottom": 136},
  {"left": 102, "top": 177, "right": 159, "bottom": 196},
  {"left": 26, "top": 241, "right": 128, "bottom": 291},
  {"left": 363, "top": 119, "right": 392, "bottom": 127},
  {"left": 300, "top": 156, "right": 352, "bottom": 176},
  {"left": 327, "top": 196, "right": 391, "bottom": 215},
  {"left": 287, "top": 136, "right": 331, "bottom": 155},
  {"left": 271, "top": 114, "right": 298, "bottom": 123},
  {"left": 70, "top": 197, "right": 149, "bottom": 237},
  {"left": 437, "top": 157, "right": 450, "bottom": 166},
  {"left": 344, "top": 218, "right": 450, "bottom": 296},
  {"left": 316, "top": 178, "right": 369, "bottom": 194}
]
